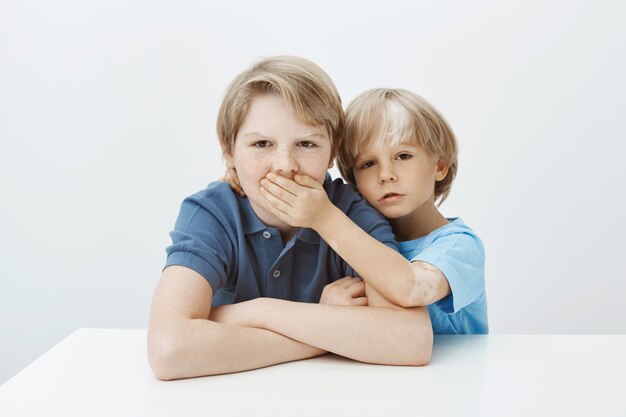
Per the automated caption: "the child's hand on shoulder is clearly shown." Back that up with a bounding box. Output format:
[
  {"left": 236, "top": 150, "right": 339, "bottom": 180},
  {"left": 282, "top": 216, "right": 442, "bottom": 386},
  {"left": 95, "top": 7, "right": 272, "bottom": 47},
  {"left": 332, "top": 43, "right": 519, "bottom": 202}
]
[
  {"left": 260, "top": 172, "right": 334, "bottom": 229},
  {"left": 320, "top": 277, "right": 368, "bottom": 306},
  {"left": 221, "top": 167, "right": 246, "bottom": 197}
]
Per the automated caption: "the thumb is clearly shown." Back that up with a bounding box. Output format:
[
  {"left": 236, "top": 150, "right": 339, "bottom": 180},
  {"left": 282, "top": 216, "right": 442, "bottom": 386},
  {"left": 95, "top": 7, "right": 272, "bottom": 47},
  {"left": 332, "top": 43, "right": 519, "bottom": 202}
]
[{"left": 294, "top": 174, "right": 322, "bottom": 189}]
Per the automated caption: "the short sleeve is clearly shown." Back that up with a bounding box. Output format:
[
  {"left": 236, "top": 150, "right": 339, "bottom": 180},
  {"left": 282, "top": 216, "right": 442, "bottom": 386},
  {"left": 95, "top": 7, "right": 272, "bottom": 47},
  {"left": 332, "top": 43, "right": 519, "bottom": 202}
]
[
  {"left": 412, "top": 232, "right": 485, "bottom": 314},
  {"left": 164, "top": 195, "right": 235, "bottom": 292}
]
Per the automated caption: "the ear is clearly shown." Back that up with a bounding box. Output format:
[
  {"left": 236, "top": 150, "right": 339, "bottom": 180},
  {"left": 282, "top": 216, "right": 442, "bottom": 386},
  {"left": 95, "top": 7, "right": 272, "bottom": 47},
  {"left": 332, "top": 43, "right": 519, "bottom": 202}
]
[
  {"left": 224, "top": 151, "right": 235, "bottom": 169},
  {"left": 327, "top": 158, "right": 335, "bottom": 169},
  {"left": 435, "top": 158, "right": 449, "bottom": 181}
]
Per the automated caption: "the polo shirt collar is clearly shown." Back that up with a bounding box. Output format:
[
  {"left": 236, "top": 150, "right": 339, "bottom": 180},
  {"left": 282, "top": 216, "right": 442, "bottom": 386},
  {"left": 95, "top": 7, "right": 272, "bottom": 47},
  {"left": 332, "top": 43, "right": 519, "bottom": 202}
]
[
  {"left": 295, "top": 227, "right": 321, "bottom": 244},
  {"left": 239, "top": 196, "right": 268, "bottom": 235}
]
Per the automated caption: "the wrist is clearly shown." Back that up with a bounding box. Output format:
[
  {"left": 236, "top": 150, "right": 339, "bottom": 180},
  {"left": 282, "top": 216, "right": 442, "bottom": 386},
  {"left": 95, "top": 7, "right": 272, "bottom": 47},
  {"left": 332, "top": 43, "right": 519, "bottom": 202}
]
[{"left": 311, "top": 203, "right": 340, "bottom": 232}]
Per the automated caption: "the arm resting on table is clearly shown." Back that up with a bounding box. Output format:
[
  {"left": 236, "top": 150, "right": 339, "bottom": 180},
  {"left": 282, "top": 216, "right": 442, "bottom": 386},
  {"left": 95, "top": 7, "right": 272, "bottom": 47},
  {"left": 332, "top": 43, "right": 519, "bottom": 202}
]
[
  {"left": 225, "top": 282, "right": 433, "bottom": 366},
  {"left": 147, "top": 265, "right": 325, "bottom": 380}
]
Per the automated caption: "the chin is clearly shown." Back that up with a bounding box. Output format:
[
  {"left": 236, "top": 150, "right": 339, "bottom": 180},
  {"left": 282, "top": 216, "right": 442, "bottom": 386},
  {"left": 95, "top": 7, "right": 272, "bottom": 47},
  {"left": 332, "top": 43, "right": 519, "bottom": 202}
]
[{"left": 377, "top": 206, "right": 410, "bottom": 220}]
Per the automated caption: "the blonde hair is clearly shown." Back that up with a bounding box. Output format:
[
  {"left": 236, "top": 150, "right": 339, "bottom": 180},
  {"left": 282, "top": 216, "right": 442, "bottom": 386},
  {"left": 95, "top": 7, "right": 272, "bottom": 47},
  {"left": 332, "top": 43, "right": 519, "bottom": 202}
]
[
  {"left": 337, "top": 88, "right": 458, "bottom": 205},
  {"left": 217, "top": 56, "right": 344, "bottom": 160}
]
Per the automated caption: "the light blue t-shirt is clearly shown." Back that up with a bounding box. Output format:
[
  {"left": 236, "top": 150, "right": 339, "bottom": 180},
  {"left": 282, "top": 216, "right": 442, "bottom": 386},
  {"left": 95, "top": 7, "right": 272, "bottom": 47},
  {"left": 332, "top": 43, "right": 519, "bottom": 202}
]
[{"left": 398, "top": 218, "right": 488, "bottom": 334}]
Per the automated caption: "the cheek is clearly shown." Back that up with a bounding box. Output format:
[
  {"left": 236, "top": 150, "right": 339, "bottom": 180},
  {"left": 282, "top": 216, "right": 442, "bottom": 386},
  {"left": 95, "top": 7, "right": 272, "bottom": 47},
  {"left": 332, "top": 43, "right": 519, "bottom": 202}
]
[
  {"left": 234, "top": 153, "right": 270, "bottom": 180},
  {"left": 300, "top": 152, "right": 332, "bottom": 182},
  {"left": 355, "top": 173, "right": 375, "bottom": 197}
]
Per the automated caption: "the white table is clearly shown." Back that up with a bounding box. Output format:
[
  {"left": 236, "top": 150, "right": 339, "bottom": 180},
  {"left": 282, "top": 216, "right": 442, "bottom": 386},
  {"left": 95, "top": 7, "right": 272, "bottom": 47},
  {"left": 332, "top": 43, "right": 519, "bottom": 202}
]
[{"left": 0, "top": 329, "right": 624, "bottom": 416}]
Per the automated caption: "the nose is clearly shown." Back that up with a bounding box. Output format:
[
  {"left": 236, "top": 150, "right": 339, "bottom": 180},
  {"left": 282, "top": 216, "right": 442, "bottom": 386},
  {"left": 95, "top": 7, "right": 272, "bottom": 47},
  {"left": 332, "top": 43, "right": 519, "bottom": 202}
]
[
  {"left": 272, "top": 148, "right": 299, "bottom": 176},
  {"left": 378, "top": 163, "right": 397, "bottom": 184}
]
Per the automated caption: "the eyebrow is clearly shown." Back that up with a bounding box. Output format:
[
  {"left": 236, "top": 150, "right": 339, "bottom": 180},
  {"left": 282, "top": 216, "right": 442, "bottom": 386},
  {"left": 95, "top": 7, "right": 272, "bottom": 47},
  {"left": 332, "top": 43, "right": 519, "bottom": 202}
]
[
  {"left": 357, "top": 143, "right": 419, "bottom": 158},
  {"left": 241, "top": 132, "right": 326, "bottom": 140},
  {"left": 354, "top": 154, "right": 374, "bottom": 163}
]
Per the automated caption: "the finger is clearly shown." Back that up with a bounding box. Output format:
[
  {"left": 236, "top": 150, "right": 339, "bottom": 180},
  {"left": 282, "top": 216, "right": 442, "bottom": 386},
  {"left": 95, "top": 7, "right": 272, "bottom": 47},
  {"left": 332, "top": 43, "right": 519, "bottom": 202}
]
[
  {"left": 294, "top": 174, "right": 324, "bottom": 190},
  {"left": 260, "top": 186, "right": 294, "bottom": 212},
  {"left": 346, "top": 276, "right": 364, "bottom": 287},
  {"left": 351, "top": 296, "right": 368, "bottom": 306},
  {"left": 222, "top": 169, "right": 246, "bottom": 197},
  {"left": 232, "top": 175, "right": 245, "bottom": 197},
  {"left": 231, "top": 178, "right": 245, "bottom": 197},
  {"left": 347, "top": 281, "right": 366, "bottom": 298},
  {"left": 331, "top": 276, "right": 358, "bottom": 287},
  {"left": 260, "top": 189, "right": 293, "bottom": 223},
  {"left": 340, "top": 277, "right": 362, "bottom": 289},
  {"left": 261, "top": 178, "right": 297, "bottom": 206},
  {"left": 266, "top": 172, "right": 304, "bottom": 196}
]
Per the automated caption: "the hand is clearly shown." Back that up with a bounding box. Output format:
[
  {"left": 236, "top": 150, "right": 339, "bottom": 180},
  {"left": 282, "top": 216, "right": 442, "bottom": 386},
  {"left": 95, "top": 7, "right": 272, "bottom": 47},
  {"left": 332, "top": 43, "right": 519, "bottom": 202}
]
[
  {"left": 209, "top": 299, "right": 260, "bottom": 327},
  {"left": 221, "top": 167, "right": 245, "bottom": 197},
  {"left": 259, "top": 172, "right": 334, "bottom": 229},
  {"left": 320, "top": 277, "right": 368, "bottom": 306}
]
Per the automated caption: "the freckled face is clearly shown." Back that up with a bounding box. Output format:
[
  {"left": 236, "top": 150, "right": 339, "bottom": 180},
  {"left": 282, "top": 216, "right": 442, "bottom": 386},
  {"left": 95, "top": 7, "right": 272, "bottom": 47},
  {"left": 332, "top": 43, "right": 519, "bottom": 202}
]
[
  {"left": 353, "top": 142, "right": 447, "bottom": 220},
  {"left": 225, "top": 93, "right": 333, "bottom": 229}
]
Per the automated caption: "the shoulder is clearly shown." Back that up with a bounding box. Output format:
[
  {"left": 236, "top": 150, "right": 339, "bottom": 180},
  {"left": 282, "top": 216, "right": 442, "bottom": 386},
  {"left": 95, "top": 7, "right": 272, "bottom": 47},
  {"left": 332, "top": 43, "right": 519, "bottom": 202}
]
[
  {"left": 175, "top": 181, "right": 243, "bottom": 233},
  {"left": 431, "top": 218, "right": 482, "bottom": 246},
  {"left": 323, "top": 176, "right": 381, "bottom": 219},
  {"left": 322, "top": 176, "right": 361, "bottom": 206},
  {"left": 184, "top": 181, "right": 239, "bottom": 208},
  {"left": 424, "top": 218, "right": 484, "bottom": 259}
]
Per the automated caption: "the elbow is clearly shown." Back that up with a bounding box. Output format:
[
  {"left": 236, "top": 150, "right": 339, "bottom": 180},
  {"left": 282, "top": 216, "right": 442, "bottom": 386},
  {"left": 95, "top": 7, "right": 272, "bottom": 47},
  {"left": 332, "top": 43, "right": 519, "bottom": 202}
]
[
  {"left": 395, "top": 281, "right": 425, "bottom": 308},
  {"left": 400, "top": 309, "right": 434, "bottom": 366},
  {"left": 147, "top": 333, "right": 183, "bottom": 381},
  {"left": 403, "top": 328, "right": 433, "bottom": 366},
  {"left": 412, "top": 337, "right": 433, "bottom": 366}
]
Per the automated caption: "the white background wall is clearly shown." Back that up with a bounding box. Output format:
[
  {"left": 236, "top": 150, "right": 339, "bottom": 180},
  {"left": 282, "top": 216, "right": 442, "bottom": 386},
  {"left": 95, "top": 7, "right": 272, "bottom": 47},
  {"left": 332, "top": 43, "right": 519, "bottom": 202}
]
[{"left": 1, "top": 0, "right": 625, "bottom": 384}]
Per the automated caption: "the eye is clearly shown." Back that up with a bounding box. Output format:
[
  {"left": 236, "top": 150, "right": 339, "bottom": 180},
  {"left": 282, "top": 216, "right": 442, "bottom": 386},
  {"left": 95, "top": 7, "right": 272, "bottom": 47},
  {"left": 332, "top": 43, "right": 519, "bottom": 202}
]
[
  {"left": 359, "top": 160, "right": 375, "bottom": 169},
  {"left": 396, "top": 153, "right": 412, "bottom": 160},
  {"left": 254, "top": 140, "right": 270, "bottom": 148},
  {"left": 298, "top": 140, "right": 316, "bottom": 148}
]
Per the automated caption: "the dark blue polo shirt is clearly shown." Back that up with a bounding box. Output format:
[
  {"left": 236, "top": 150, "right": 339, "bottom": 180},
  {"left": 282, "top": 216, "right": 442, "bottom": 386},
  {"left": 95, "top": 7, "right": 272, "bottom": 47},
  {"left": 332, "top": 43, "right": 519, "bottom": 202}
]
[{"left": 164, "top": 174, "right": 398, "bottom": 306}]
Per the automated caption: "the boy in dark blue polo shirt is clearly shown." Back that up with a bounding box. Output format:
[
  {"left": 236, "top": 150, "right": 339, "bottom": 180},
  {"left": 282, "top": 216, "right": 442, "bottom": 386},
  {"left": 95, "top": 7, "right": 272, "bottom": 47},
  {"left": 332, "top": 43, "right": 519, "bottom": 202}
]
[{"left": 147, "top": 56, "right": 432, "bottom": 380}]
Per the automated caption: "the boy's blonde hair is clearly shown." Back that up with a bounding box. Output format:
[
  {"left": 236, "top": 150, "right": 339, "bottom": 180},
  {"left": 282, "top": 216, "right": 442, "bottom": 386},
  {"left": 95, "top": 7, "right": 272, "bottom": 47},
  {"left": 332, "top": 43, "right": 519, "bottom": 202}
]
[
  {"left": 337, "top": 88, "right": 458, "bottom": 205},
  {"left": 217, "top": 56, "right": 345, "bottom": 161}
]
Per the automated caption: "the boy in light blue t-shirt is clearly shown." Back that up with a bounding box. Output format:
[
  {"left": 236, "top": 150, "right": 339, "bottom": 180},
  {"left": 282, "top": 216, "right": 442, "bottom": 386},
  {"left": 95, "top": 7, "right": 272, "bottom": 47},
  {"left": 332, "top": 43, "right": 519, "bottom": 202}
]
[{"left": 256, "top": 88, "right": 488, "bottom": 334}]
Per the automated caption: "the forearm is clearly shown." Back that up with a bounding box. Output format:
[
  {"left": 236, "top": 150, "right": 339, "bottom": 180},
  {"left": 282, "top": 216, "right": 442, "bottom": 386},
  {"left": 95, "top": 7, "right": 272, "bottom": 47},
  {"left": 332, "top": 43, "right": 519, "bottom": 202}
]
[
  {"left": 148, "top": 318, "right": 325, "bottom": 380},
  {"left": 252, "top": 298, "right": 432, "bottom": 365},
  {"left": 315, "top": 206, "right": 418, "bottom": 306},
  {"left": 260, "top": 174, "right": 436, "bottom": 306}
]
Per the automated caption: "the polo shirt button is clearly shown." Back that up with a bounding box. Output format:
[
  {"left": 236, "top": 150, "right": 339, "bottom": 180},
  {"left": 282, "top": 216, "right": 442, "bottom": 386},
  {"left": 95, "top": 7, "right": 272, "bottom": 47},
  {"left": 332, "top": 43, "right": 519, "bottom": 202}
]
[
  {"left": 263, "top": 231, "right": 271, "bottom": 239},
  {"left": 272, "top": 270, "right": 281, "bottom": 278}
]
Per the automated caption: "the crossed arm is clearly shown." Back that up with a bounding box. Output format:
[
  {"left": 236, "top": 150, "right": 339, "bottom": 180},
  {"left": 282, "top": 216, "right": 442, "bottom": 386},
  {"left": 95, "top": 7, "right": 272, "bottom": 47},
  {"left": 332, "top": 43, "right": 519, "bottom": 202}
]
[{"left": 147, "top": 265, "right": 432, "bottom": 380}]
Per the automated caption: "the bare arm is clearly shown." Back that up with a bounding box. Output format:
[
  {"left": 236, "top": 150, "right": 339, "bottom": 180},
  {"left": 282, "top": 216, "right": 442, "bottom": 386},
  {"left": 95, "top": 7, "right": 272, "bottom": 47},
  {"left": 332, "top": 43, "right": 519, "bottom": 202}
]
[
  {"left": 315, "top": 206, "right": 450, "bottom": 306},
  {"left": 260, "top": 173, "right": 450, "bottom": 307},
  {"left": 211, "top": 279, "right": 433, "bottom": 365},
  {"left": 147, "top": 265, "right": 325, "bottom": 380}
]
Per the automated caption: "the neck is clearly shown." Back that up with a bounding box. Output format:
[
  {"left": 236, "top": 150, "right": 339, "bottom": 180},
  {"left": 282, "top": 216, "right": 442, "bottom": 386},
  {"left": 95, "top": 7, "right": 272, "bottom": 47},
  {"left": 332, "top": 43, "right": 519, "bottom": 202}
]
[
  {"left": 390, "top": 201, "right": 449, "bottom": 242},
  {"left": 279, "top": 228, "right": 298, "bottom": 245}
]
